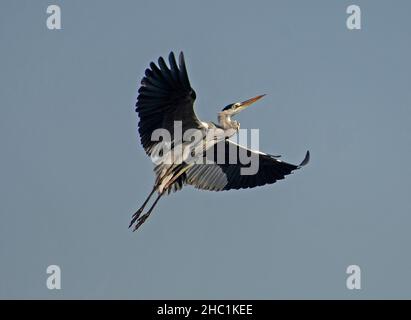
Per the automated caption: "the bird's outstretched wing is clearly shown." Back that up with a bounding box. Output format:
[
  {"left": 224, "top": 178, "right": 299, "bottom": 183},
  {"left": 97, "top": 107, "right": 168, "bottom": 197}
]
[
  {"left": 185, "top": 140, "right": 310, "bottom": 191},
  {"left": 136, "top": 52, "right": 204, "bottom": 156}
]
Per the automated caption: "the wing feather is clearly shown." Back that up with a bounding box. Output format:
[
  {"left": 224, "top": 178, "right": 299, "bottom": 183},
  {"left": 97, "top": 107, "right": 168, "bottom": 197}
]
[
  {"left": 185, "top": 140, "right": 309, "bottom": 191},
  {"left": 136, "top": 52, "right": 204, "bottom": 156}
]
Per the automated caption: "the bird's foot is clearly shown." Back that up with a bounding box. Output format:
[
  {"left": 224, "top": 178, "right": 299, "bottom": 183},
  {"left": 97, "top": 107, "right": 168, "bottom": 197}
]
[
  {"left": 128, "top": 207, "right": 144, "bottom": 228},
  {"left": 132, "top": 212, "right": 151, "bottom": 232}
]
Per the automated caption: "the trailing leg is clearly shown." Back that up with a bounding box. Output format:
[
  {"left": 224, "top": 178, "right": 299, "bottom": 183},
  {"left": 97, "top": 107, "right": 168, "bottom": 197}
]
[
  {"left": 132, "top": 191, "right": 165, "bottom": 231},
  {"left": 129, "top": 186, "right": 156, "bottom": 228}
]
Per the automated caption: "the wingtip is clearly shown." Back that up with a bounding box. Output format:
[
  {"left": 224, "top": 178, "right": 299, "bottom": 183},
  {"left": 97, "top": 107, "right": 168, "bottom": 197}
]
[
  {"left": 168, "top": 50, "right": 184, "bottom": 57},
  {"left": 178, "top": 51, "right": 185, "bottom": 67},
  {"left": 166, "top": 51, "right": 185, "bottom": 67},
  {"left": 299, "top": 150, "right": 310, "bottom": 167}
]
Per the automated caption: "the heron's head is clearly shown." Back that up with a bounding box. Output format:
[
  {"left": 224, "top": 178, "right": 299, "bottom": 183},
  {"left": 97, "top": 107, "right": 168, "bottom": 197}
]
[{"left": 221, "top": 94, "right": 266, "bottom": 116}]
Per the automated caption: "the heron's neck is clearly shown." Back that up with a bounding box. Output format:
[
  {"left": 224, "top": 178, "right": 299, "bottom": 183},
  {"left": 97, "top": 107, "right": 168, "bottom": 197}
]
[{"left": 218, "top": 112, "right": 235, "bottom": 130}]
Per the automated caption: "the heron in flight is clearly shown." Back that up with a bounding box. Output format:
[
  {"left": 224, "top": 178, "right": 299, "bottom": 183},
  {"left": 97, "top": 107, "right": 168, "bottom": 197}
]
[{"left": 129, "top": 52, "right": 309, "bottom": 231}]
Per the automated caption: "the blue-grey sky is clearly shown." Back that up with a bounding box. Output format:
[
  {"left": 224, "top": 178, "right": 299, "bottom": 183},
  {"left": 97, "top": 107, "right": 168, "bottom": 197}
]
[{"left": 1, "top": 0, "right": 411, "bottom": 299}]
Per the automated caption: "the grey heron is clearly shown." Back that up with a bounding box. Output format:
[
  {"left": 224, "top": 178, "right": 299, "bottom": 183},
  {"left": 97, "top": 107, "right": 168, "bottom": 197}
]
[{"left": 129, "top": 52, "right": 309, "bottom": 231}]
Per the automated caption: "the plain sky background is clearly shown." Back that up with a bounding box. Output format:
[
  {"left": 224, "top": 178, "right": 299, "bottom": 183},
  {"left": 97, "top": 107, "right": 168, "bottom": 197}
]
[{"left": 1, "top": 0, "right": 411, "bottom": 299}]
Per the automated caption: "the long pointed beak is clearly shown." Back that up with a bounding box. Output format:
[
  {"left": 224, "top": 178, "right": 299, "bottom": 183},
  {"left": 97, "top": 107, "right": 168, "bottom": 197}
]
[{"left": 237, "top": 94, "right": 266, "bottom": 112}]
